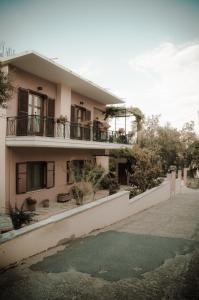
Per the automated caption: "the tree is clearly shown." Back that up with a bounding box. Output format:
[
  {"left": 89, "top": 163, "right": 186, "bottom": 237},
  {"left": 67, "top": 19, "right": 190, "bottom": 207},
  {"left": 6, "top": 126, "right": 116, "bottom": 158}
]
[
  {"left": 187, "top": 140, "right": 199, "bottom": 176},
  {"left": 180, "top": 121, "right": 197, "bottom": 148},
  {"left": 0, "top": 69, "right": 14, "bottom": 107},
  {"left": 129, "top": 107, "right": 145, "bottom": 144},
  {"left": 139, "top": 116, "right": 195, "bottom": 173}
]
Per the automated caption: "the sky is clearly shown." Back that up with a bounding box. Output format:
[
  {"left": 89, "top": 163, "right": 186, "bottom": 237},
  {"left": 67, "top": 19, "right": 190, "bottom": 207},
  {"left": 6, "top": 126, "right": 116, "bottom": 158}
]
[{"left": 0, "top": 0, "right": 199, "bottom": 131}]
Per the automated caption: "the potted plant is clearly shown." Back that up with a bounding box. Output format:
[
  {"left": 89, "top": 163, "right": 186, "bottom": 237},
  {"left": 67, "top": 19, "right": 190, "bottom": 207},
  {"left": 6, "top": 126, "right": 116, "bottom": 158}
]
[
  {"left": 118, "top": 128, "right": 125, "bottom": 135},
  {"left": 26, "top": 197, "right": 37, "bottom": 211},
  {"left": 81, "top": 120, "right": 92, "bottom": 126},
  {"left": 99, "top": 121, "right": 110, "bottom": 131},
  {"left": 70, "top": 185, "right": 84, "bottom": 205},
  {"left": 57, "top": 192, "right": 71, "bottom": 203},
  {"left": 57, "top": 115, "right": 68, "bottom": 124},
  {"left": 42, "top": 199, "right": 50, "bottom": 208}
]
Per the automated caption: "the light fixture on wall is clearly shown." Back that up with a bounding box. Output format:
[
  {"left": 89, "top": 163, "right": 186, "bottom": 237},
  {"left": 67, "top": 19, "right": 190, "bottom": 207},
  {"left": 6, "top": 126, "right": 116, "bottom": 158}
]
[{"left": 37, "top": 86, "right": 43, "bottom": 91}]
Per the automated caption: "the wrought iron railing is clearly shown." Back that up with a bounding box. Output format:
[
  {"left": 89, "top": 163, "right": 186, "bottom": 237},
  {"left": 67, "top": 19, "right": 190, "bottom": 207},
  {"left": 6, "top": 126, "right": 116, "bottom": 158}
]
[{"left": 6, "top": 115, "right": 132, "bottom": 144}]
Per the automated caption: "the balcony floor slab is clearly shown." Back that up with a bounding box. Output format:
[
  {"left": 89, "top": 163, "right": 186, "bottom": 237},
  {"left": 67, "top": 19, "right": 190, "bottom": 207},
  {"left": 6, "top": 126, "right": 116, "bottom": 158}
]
[{"left": 6, "top": 136, "right": 132, "bottom": 150}]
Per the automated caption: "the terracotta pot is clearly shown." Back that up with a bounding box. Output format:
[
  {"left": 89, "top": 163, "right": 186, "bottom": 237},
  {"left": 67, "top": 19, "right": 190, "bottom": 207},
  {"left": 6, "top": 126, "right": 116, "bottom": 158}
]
[
  {"left": 57, "top": 193, "right": 71, "bottom": 203},
  {"left": 42, "top": 199, "right": 50, "bottom": 208},
  {"left": 27, "top": 203, "right": 36, "bottom": 211}
]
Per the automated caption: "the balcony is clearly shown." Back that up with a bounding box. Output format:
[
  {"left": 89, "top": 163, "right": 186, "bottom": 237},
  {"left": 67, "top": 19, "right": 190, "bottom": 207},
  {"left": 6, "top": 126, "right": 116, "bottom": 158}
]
[{"left": 6, "top": 116, "right": 132, "bottom": 149}]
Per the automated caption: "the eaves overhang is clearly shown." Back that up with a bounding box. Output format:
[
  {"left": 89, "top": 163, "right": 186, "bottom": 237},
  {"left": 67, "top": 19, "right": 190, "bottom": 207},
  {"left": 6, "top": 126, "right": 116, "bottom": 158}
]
[{"left": 0, "top": 51, "right": 124, "bottom": 105}]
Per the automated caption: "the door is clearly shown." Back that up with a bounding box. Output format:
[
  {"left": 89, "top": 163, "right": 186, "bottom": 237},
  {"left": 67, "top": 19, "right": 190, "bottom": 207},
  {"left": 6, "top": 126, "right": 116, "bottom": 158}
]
[
  {"left": 70, "top": 105, "right": 91, "bottom": 139},
  {"left": 27, "top": 93, "right": 44, "bottom": 135},
  {"left": 118, "top": 163, "right": 128, "bottom": 185}
]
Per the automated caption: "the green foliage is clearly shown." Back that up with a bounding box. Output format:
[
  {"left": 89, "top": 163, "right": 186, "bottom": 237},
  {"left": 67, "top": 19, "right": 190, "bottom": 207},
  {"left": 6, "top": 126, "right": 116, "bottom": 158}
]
[
  {"left": 103, "top": 106, "right": 126, "bottom": 120},
  {"left": 10, "top": 203, "right": 34, "bottom": 229},
  {"left": 126, "top": 186, "right": 142, "bottom": 199},
  {"left": 111, "top": 145, "right": 163, "bottom": 193},
  {"left": 127, "top": 145, "right": 163, "bottom": 192},
  {"left": 100, "top": 172, "right": 120, "bottom": 195},
  {"left": 116, "top": 135, "right": 128, "bottom": 144},
  {"left": 71, "top": 184, "right": 84, "bottom": 205},
  {"left": 187, "top": 140, "right": 199, "bottom": 176},
  {"left": 139, "top": 115, "right": 198, "bottom": 173},
  {"left": 69, "top": 161, "right": 107, "bottom": 202},
  {"left": 0, "top": 70, "right": 14, "bottom": 107}
]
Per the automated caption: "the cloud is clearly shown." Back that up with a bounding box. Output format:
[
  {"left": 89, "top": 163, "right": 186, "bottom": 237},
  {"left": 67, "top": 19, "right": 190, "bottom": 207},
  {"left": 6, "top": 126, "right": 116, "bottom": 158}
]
[{"left": 128, "top": 42, "right": 199, "bottom": 131}]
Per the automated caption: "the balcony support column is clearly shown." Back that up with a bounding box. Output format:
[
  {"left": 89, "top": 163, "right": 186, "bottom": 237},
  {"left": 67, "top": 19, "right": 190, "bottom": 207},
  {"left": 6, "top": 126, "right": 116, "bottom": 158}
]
[{"left": 0, "top": 108, "right": 8, "bottom": 212}]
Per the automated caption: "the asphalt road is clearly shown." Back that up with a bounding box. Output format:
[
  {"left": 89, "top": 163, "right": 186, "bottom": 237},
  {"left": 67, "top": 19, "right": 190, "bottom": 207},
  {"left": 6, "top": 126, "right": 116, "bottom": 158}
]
[{"left": 1, "top": 187, "right": 199, "bottom": 299}]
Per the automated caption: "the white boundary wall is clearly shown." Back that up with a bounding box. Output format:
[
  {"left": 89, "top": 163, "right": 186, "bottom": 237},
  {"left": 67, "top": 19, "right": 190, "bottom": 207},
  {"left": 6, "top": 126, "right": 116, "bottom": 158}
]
[{"left": 0, "top": 179, "right": 179, "bottom": 269}]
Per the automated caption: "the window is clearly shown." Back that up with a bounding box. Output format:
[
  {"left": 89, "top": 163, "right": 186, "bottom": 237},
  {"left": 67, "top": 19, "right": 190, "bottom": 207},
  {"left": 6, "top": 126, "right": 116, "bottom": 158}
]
[
  {"left": 27, "top": 162, "right": 46, "bottom": 191},
  {"left": 17, "top": 88, "right": 55, "bottom": 137},
  {"left": 16, "top": 161, "right": 55, "bottom": 194}
]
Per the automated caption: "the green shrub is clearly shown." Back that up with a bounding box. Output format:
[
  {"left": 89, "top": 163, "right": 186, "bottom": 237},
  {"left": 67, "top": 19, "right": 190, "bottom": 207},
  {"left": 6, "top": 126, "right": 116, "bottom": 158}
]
[
  {"left": 71, "top": 184, "right": 84, "bottom": 205},
  {"left": 100, "top": 173, "right": 112, "bottom": 189},
  {"left": 126, "top": 186, "right": 142, "bottom": 199},
  {"left": 116, "top": 135, "right": 128, "bottom": 144},
  {"left": 10, "top": 204, "right": 34, "bottom": 229}
]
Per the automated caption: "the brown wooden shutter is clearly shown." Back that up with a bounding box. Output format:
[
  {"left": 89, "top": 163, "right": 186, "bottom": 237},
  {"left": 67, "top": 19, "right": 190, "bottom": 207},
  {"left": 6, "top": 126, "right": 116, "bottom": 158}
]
[
  {"left": 71, "top": 105, "right": 75, "bottom": 122},
  {"left": 46, "top": 161, "right": 55, "bottom": 188},
  {"left": 86, "top": 109, "right": 91, "bottom": 121},
  {"left": 18, "top": 88, "right": 29, "bottom": 116},
  {"left": 17, "top": 88, "right": 29, "bottom": 136},
  {"left": 16, "top": 163, "right": 27, "bottom": 194},
  {"left": 46, "top": 98, "right": 55, "bottom": 137},
  {"left": 47, "top": 98, "right": 55, "bottom": 117}
]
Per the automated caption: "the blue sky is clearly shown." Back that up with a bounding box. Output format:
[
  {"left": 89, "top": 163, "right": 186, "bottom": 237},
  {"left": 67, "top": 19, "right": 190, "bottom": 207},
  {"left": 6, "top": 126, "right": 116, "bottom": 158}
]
[{"left": 0, "top": 0, "right": 199, "bottom": 130}]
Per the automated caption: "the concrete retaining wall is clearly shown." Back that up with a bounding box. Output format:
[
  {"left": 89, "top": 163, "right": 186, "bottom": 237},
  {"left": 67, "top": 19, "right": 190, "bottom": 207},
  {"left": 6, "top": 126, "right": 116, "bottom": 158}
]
[{"left": 0, "top": 179, "right": 180, "bottom": 269}]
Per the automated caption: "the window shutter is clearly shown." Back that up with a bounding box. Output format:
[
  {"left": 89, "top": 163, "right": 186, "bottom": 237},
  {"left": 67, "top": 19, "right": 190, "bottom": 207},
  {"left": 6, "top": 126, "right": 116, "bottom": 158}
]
[
  {"left": 16, "top": 163, "right": 27, "bottom": 194},
  {"left": 86, "top": 109, "right": 91, "bottom": 121},
  {"left": 47, "top": 98, "right": 55, "bottom": 118},
  {"left": 17, "top": 88, "right": 29, "bottom": 136},
  {"left": 46, "top": 161, "right": 55, "bottom": 188},
  {"left": 18, "top": 88, "right": 29, "bottom": 115},
  {"left": 71, "top": 106, "right": 75, "bottom": 123},
  {"left": 46, "top": 98, "right": 55, "bottom": 137}
]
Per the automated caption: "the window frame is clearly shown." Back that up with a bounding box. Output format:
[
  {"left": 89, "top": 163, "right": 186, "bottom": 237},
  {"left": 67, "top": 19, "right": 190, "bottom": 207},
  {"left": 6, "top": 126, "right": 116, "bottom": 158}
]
[{"left": 16, "top": 161, "right": 55, "bottom": 194}]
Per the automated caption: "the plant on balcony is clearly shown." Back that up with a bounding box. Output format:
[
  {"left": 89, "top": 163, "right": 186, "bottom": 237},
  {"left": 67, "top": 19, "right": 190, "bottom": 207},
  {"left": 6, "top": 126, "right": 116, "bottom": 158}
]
[
  {"left": 99, "top": 121, "right": 110, "bottom": 132},
  {"left": 57, "top": 115, "right": 68, "bottom": 124},
  {"left": 57, "top": 192, "right": 71, "bottom": 203},
  {"left": 81, "top": 120, "right": 92, "bottom": 127},
  {"left": 26, "top": 197, "right": 37, "bottom": 211},
  {"left": 103, "top": 106, "right": 126, "bottom": 120},
  {"left": 117, "top": 135, "right": 128, "bottom": 144},
  {"left": 118, "top": 128, "right": 125, "bottom": 135}
]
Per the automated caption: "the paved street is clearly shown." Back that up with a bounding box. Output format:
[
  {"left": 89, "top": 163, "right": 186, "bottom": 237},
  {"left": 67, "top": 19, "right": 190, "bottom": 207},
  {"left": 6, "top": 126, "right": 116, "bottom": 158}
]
[{"left": 1, "top": 187, "right": 199, "bottom": 299}]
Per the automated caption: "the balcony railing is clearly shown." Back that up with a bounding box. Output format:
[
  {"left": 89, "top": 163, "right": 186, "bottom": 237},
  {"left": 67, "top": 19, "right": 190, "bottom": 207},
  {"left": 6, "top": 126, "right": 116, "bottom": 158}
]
[{"left": 6, "top": 115, "right": 132, "bottom": 144}]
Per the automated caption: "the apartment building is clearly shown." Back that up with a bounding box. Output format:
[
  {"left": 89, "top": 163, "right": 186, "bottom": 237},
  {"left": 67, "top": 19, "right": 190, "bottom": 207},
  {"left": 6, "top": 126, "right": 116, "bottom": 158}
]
[{"left": 0, "top": 51, "right": 131, "bottom": 211}]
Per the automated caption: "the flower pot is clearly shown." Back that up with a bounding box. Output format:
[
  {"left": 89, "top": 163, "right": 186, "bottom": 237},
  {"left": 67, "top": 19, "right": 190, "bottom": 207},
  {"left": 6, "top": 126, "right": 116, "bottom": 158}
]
[
  {"left": 57, "top": 193, "right": 71, "bottom": 203},
  {"left": 42, "top": 199, "right": 50, "bottom": 208},
  {"left": 27, "top": 203, "right": 36, "bottom": 211}
]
